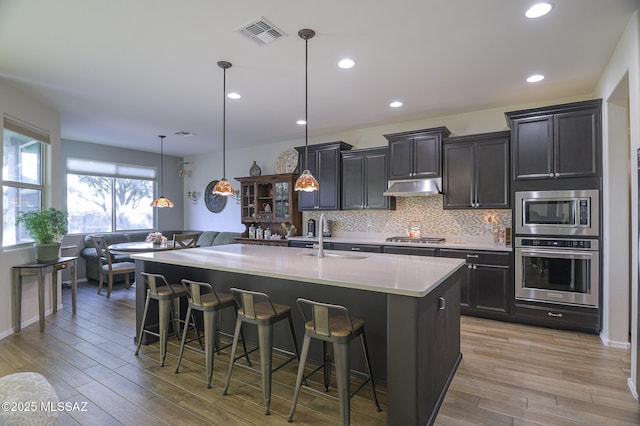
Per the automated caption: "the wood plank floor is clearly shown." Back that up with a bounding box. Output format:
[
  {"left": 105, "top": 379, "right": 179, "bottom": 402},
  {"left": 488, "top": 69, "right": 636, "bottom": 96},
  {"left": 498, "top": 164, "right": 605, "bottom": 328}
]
[{"left": 0, "top": 282, "right": 638, "bottom": 425}]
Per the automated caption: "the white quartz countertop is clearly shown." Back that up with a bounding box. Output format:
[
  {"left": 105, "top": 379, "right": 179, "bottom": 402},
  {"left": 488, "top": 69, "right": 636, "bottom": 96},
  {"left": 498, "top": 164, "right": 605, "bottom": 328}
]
[{"left": 131, "top": 244, "right": 466, "bottom": 298}]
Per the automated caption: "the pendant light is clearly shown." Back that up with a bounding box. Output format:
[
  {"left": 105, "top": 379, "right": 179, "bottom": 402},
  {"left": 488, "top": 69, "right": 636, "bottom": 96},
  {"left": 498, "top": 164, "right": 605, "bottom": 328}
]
[
  {"left": 294, "top": 28, "right": 320, "bottom": 192},
  {"left": 151, "top": 135, "right": 174, "bottom": 208},
  {"left": 213, "top": 60, "right": 235, "bottom": 196}
]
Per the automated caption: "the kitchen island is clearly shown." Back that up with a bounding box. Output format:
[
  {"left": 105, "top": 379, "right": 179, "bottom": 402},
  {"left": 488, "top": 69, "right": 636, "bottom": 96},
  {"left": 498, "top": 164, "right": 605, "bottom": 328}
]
[{"left": 131, "top": 244, "right": 465, "bottom": 425}]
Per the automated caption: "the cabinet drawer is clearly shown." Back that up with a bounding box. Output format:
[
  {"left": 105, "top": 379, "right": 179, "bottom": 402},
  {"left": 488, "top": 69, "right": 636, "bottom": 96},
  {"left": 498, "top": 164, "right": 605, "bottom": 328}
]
[
  {"left": 331, "top": 242, "right": 382, "bottom": 253},
  {"left": 513, "top": 302, "right": 600, "bottom": 332},
  {"left": 383, "top": 246, "right": 437, "bottom": 257},
  {"left": 440, "top": 249, "right": 510, "bottom": 266},
  {"left": 289, "top": 241, "right": 330, "bottom": 249}
]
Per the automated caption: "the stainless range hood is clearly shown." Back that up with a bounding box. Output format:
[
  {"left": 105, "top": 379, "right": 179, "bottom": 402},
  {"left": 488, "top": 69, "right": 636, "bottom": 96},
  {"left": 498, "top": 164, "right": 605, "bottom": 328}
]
[{"left": 383, "top": 178, "right": 442, "bottom": 197}]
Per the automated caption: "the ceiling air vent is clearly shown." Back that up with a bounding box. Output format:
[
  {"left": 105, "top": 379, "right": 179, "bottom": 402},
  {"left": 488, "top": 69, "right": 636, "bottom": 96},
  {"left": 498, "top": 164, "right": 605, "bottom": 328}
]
[{"left": 236, "top": 17, "right": 286, "bottom": 45}]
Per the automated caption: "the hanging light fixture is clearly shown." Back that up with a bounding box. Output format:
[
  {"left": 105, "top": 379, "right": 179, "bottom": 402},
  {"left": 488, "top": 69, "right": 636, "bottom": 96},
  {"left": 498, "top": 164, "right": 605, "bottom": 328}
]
[
  {"left": 151, "top": 135, "right": 174, "bottom": 208},
  {"left": 213, "top": 60, "right": 235, "bottom": 196},
  {"left": 294, "top": 28, "right": 320, "bottom": 192}
]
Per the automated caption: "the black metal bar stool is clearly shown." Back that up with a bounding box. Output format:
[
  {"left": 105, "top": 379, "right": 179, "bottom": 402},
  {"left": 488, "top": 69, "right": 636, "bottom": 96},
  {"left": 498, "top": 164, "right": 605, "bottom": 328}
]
[
  {"left": 287, "top": 298, "right": 381, "bottom": 425},
  {"left": 174, "top": 279, "right": 251, "bottom": 388},
  {"left": 135, "top": 272, "right": 189, "bottom": 366},
  {"left": 223, "top": 288, "right": 301, "bottom": 415}
]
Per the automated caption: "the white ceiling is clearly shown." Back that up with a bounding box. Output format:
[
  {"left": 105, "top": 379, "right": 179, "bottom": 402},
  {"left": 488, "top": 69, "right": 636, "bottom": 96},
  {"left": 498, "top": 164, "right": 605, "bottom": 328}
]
[{"left": 0, "top": 1, "right": 637, "bottom": 156}]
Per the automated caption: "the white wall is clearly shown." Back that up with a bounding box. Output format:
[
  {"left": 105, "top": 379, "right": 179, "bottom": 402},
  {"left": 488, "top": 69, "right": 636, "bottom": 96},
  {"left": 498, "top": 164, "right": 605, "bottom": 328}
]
[
  {"left": 595, "top": 10, "right": 640, "bottom": 397},
  {"left": 0, "top": 80, "right": 61, "bottom": 339}
]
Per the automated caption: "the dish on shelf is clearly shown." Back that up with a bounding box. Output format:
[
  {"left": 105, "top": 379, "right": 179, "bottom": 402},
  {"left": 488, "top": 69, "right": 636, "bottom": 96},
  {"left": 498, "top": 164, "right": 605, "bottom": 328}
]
[{"left": 275, "top": 149, "right": 299, "bottom": 173}]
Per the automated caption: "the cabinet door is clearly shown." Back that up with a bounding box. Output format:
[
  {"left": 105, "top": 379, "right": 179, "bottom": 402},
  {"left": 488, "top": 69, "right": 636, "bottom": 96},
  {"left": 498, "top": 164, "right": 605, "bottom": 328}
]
[
  {"left": 473, "top": 264, "right": 509, "bottom": 313},
  {"left": 364, "top": 151, "right": 389, "bottom": 209},
  {"left": 297, "top": 150, "right": 318, "bottom": 210},
  {"left": 512, "top": 115, "right": 553, "bottom": 180},
  {"left": 388, "top": 139, "right": 413, "bottom": 179},
  {"left": 443, "top": 142, "right": 474, "bottom": 209},
  {"left": 316, "top": 146, "right": 340, "bottom": 210},
  {"left": 414, "top": 135, "right": 441, "bottom": 178},
  {"left": 475, "top": 138, "right": 509, "bottom": 208},
  {"left": 341, "top": 154, "right": 365, "bottom": 209},
  {"left": 554, "top": 108, "right": 599, "bottom": 178}
]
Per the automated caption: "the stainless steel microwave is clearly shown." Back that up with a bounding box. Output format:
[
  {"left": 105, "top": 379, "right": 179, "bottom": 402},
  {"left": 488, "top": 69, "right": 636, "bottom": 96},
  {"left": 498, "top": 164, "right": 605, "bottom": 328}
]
[{"left": 515, "top": 189, "right": 599, "bottom": 237}]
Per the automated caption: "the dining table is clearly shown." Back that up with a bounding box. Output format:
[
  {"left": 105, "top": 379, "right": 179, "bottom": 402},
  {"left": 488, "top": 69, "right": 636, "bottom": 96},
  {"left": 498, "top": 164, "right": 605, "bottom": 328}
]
[{"left": 108, "top": 241, "right": 178, "bottom": 254}]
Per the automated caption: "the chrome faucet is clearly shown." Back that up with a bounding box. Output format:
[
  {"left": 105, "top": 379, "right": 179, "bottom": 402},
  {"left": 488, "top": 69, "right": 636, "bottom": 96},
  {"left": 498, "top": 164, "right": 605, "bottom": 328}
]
[{"left": 317, "top": 213, "right": 325, "bottom": 258}]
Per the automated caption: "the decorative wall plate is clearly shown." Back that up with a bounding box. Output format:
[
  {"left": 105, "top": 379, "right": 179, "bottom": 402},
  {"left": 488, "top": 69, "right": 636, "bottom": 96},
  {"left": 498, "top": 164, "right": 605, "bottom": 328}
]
[
  {"left": 275, "top": 149, "right": 299, "bottom": 173},
  {"left": 204, "top": 180, "right": 227, "bottom": 213}
]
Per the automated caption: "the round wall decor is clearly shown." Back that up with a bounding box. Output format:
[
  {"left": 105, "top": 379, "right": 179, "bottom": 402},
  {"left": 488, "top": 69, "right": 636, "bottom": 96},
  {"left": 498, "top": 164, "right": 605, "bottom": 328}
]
[{"left": 204, "top": 180, "right": 227, "bottom": 213}]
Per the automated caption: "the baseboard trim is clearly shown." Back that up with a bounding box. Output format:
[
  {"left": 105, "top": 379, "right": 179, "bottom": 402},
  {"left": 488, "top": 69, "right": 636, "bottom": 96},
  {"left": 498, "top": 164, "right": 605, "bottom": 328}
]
[
  {"left": 628, "top": 378, "right": 639, "bottom": 400},
  {"left": 599, "top": 331, "right": 631, "bottom": 349}
]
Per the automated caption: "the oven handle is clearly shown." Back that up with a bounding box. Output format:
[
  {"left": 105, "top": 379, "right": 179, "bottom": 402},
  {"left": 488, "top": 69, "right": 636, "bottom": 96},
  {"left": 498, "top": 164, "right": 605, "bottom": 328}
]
[{"left": 518, "top": 248, "right": 595, "bottom": 260}]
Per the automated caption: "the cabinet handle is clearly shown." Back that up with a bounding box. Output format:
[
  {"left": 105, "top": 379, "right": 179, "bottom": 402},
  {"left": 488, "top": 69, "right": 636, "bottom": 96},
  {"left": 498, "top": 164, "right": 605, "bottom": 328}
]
[
  {"left": 547, "top": 312, "right": 563, "bottom": 318},
  {"left": 555, "top": 172, "right": 560, "bottom": 178},
  {"left": 305, "top": 244, "right": 314, "bottom": 248},
  {"left": 466, "top": 254, "right": 479, "bottom": 258},
  {"left": 467, "top": 264, "right": 472, "bottom": 269},
  {"left": 548, "top": 173, "right": 554, "bottom": 177},
  {"left": 473, "top": 265, "right": 477, "bottom": 270},
  {"left": 351, "top": 247, "right": 360, "bottom": 251},
  {"left": 438, "top": 296, "right": 446, "bottom": 310}
]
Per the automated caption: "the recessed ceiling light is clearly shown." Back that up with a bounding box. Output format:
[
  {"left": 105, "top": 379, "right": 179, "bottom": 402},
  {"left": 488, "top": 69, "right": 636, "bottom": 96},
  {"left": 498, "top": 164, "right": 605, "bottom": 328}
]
[
  {"left": 174, "top": 131, "right": 193, "bottom": 137},
  {"left": 227, "top": 92, "right": 241, "bottom": 99},
  {"left": 389, "top": 101, "right": 403, "bottom": 108},
  {"left": 525, "top": 2, "right": 553, "bottom": 18},
  {"left": 526, "top": 74, "right": 545, "bottom": 83},
  {"left": 338, "top": 58, "right": 355, "bottom": 69},
  {"left": 297, "top": 119, "right": 306, "bottom": 125}
]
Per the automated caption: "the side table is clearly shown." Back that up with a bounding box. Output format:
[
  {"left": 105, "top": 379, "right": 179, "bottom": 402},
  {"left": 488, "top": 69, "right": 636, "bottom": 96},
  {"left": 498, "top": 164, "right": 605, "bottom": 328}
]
[{"left": 12, "top": 257, "right": 77, "bottom": 333}]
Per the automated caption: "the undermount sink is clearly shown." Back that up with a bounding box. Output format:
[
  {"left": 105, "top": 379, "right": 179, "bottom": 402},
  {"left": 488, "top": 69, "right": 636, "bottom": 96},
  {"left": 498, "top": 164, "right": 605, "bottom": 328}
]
[{"left": 299, "top": 252, "right": 367, "bottom": 260}]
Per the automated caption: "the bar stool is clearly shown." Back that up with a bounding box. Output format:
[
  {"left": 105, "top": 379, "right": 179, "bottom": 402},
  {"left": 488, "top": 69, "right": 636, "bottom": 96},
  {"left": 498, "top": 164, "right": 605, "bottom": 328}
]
[
  {"left": 223, "top": 288, "right": 301, "bottom": 415},
  {"left": 135, "top": 272, "right": 188, "bottom": 366},
  {"left": 174, "top": 279, "right": 251, "bottom": 388},
  {"left": 287, "top": 298, "right": 381, "bottom": 425}
]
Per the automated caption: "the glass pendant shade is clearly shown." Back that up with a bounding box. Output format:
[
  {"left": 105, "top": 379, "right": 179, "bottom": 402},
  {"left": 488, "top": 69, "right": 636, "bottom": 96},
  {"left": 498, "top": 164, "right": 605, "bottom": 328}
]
[
  {"left": 151, "top": 135, "right": 174, "bottom": 208},
  {"left": 213, "top": 178, "right": 235, "bottom": 196},
  {"left": 294, "top": 169, "right": 320, "bottom": 192},
  {"left": 151, "top": 196, "right": 174, "bottom": 208}
]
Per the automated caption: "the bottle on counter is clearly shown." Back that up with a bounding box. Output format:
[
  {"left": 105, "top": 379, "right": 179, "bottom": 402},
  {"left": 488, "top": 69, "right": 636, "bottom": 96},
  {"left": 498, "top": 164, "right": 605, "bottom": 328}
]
[
  {"left": 256, "top": 225, "right": 264, "bottom": 239},
  {"left": 248, "top": 224, "right": 256, "bottom": 239},
  {"left": 264, "top": 227, "right": 272, "bottom": 239}
]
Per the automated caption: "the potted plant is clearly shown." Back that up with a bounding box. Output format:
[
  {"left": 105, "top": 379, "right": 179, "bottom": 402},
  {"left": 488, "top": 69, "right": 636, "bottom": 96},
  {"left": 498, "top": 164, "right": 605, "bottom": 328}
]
[{"left": 16, "top": 207, "right": 69, "bottom": 262}]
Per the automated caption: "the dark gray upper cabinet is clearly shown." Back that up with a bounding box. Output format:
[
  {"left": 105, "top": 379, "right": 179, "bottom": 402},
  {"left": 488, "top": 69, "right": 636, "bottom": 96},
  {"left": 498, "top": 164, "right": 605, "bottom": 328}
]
[
  {"left": 506, "top": 99, "right": 601, "bottom": 181},
  {"left": 295, "top": 141, "right": 352, "bottom": 211},
  {"left": 443, "top": 131, "right": 510, "bottom": 209},
  {"left": 384, "top": 127, "right": 450, "bottom": 180},
  {"left": 341, "top": 147, "right": 395, "bottom": 210}
]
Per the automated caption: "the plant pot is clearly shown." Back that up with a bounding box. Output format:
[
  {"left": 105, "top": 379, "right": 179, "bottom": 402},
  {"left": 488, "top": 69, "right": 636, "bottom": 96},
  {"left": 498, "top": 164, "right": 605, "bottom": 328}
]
[{"left": 36, "top": 243, "right": 61, "bottom": 263}]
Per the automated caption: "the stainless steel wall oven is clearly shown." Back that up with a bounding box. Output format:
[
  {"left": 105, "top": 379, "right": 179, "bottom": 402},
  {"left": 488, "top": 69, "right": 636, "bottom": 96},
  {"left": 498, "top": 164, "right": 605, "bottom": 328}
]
[{"left": 514, "top": 237, "right": 599, "bottom": 307}]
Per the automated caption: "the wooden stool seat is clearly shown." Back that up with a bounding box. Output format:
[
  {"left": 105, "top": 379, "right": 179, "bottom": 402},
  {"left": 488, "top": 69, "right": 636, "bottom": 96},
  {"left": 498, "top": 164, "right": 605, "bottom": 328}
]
[
  {"left": 304, "top": 316, "right": 364, "bottom": 338},
  {"left": 238, "top": 301, "right": 291, "bottom": 320}
]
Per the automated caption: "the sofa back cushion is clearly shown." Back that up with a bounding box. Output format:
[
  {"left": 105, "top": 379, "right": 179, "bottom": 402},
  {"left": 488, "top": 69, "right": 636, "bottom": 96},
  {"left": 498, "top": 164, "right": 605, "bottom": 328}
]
[
  {"left": 213, "top": 232, "right": 241, "bottom": 245},
  {"left": 197, "top": 231, "right": 219, "bottom": 247}
]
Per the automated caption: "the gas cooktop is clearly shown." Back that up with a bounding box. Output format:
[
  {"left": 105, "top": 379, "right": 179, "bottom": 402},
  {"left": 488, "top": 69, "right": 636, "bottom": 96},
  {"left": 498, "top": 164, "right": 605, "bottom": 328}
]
[{"left": 385, "top": 236, "right": 446, "bottom": 244}]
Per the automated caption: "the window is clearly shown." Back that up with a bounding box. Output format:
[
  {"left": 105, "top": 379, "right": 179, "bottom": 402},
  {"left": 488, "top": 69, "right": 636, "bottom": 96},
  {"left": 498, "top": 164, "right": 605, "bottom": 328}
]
[
  {"left": 2, "top": 118, "right": 47, "bottom": 247},
  {"left": 66, "top": 158, "right": 155, "bottom": 233}
]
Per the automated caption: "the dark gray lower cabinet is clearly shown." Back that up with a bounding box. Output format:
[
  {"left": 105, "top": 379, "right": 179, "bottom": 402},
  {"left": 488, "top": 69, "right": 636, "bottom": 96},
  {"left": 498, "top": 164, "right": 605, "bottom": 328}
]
[{"left": 439, "top": 249, "right": 511, "bottom": 319}]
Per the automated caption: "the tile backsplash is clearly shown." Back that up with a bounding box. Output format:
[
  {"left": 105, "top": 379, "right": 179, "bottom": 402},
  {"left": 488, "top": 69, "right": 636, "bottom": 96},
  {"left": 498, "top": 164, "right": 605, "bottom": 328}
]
[{"left": 303, "top": 196, "right": 511, "bottom": 236}]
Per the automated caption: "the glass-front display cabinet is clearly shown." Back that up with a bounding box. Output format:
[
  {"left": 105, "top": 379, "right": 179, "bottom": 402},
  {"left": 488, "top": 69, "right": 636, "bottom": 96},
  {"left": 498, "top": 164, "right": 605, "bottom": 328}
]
[{"left": 235, "top": 173, "right": 302, "bottom": 245}]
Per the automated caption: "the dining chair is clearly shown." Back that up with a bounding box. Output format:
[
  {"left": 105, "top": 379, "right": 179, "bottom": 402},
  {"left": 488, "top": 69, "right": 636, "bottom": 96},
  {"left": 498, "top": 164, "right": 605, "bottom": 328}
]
[
  {"left": 90, "top": 235, "right": 136, "bottom": 298},
  {"left": 172, "top": 232, "right": 200, "bottom": 249}
]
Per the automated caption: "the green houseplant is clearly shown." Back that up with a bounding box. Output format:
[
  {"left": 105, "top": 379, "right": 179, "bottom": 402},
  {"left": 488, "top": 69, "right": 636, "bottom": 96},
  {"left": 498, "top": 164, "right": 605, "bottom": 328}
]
[{"left": 16, "top": 207, "right": 69, "bottom": 262}]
